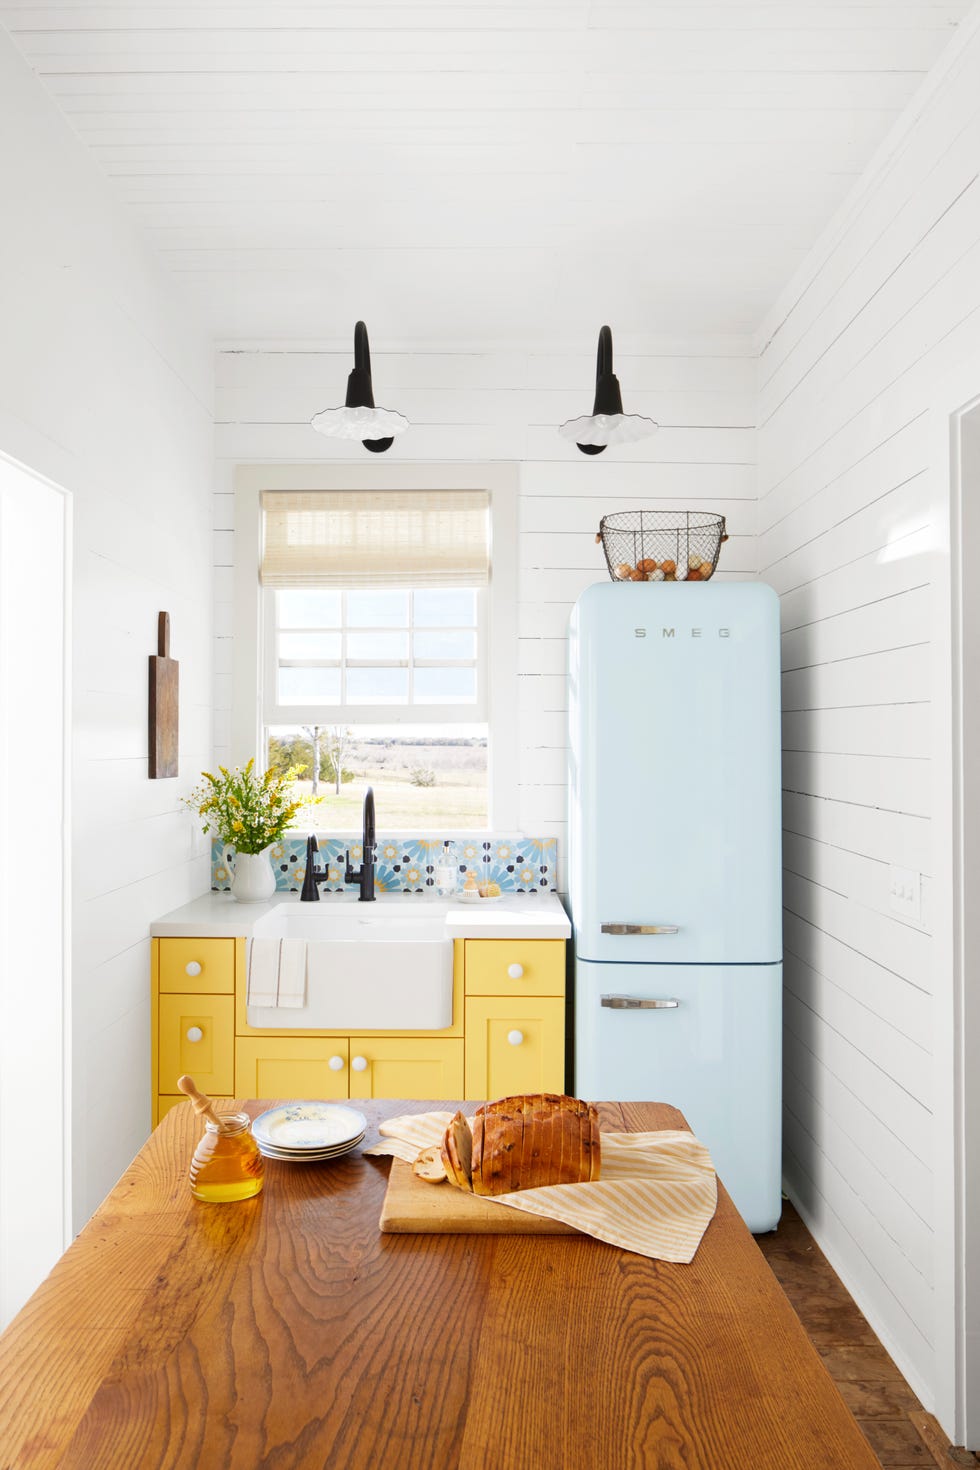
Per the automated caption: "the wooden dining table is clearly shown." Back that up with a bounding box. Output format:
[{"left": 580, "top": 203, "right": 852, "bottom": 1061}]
[{"left": 0, "top": 1099, "right": 880, "bottom": 1469}]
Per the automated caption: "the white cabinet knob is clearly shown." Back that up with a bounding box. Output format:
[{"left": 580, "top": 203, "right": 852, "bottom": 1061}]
[
  {"left": 186, "top": 1026, "right": 204, "bottom": 1043},
  {"left": 507, "top": 963, "right": 524, "bottom": 980},
  {"left": 352, "top": 1055, "right": 368, "bottom": 1073},
  {"left": 507, "top": 1030, "right": 524, "bottom": 1047},
  {"left": 185, "top": 961, "right": 202, "bottom": 977},
  {"left": 328, "top": 1055, "right": 345, "bottom": 1072}
]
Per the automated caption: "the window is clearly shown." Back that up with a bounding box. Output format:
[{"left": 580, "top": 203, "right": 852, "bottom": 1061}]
[
  {"left": 232, "top": 467, "right": 518, "bottom": 831},
  {"left": 267, "top": 586, "right": 484, "bottom": 717}
]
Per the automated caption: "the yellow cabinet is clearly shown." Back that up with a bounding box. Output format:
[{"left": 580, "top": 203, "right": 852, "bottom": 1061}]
[
  {"left": 235, "top": 1036, "right": 464, "bottom": 1101},
  {"left": 157, "top": 1093, "right": 231, "bottom": 1124},
  {"left": 463, "top": 939, "right": 564, "bottom": 998},
  {"left": 158, "top": 937, "right": 235, "bottom": 995},
  {"left": 347, "top": 1038, "right": 464, "bottom": 1100},
  {"left": 236, "top": 1037, "right": 350, "bottom": 1100},
  {"left": 153, "top": 930, "right": 567, "bottom": 1119},
  {"left": 464, "top": 995, "right": 566, "bottom": 1099},
  {"left": 158, "top": 994, "right": 235, "bottom": 1097}
]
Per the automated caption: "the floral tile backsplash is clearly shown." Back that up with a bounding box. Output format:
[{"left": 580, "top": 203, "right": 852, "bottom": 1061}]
[{"left": 212, "top": 835, "right": 557, "bottom": 895}]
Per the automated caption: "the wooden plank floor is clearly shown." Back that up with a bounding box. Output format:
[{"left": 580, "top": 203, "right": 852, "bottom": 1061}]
[{"left": 756, "top": 1203, "right": 978, "bottom": 1469}]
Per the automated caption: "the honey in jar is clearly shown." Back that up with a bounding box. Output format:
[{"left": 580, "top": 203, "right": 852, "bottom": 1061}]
[{"left": 189, "top": 1112, "right": 264, "bottom": 1203}]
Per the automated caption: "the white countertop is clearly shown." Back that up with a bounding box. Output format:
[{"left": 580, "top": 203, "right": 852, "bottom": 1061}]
[{"left": 150, "top": 889, "right": 571, "bottom": 941}]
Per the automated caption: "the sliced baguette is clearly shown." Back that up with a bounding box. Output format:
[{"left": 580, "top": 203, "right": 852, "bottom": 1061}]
[
  {"left": 470, "top": 1110, "right": 488, "bottom": 1197},
  {"left": 587, "top": 1102, "right": 601, "bottom": 1182},
  {"left": 449, "top": 1111, "right": 473, "bottom": 1189},
  {"left": 482, "top": 1102, "right": 522, "bottom": 1197},
  {"left": 440, "top": 1110, "right": 473, "bottom": 1191},
  {"left": 413, "top": 1145, "right": 448, "bottom": 1184},
  {"left": 438, "top": 1095, "right": 600, "bottom": 1197}
]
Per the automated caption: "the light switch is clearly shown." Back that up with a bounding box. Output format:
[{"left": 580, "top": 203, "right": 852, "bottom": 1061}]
[{"left": 888, "top": 866, "right": 922, "bottom": 924}]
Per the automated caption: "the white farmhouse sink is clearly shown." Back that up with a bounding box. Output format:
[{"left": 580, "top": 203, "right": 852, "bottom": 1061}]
[{"left": 247, "top": 899, "right": 453, "bottom": 1031}]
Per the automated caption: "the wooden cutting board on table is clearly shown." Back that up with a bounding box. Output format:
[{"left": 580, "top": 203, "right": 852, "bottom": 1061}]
[
  {"left": 148, "top": 610, "right": 179, "bottom": 778},
  {"left": 380, "top": 1157, "right": 580, "bottom": 1234}
]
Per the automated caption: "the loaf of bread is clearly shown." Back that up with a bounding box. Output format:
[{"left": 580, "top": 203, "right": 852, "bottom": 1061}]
[{"left": 433, "top": 1094, "right": 600, "bottom": 1197}]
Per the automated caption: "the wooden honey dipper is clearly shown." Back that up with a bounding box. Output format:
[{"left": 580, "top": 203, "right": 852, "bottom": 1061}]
[{"left": 177, "top": 1075, "right": 230, "bottom": 1132}]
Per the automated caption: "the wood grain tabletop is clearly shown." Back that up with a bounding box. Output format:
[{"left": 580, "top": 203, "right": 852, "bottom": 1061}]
[{"left": 0, "top": 1100, "right": 880, "bottom": 1470}]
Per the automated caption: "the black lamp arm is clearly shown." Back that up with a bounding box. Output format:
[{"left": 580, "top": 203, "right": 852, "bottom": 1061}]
[
  {"left": 596, "top": 324, "right": 613, "bottom": 381},
  {"left": 345, "top": 320, "right": 377, "bottom": 409},
  {"left": 592, "top": 324, "right": 624, "bottom": 417}
]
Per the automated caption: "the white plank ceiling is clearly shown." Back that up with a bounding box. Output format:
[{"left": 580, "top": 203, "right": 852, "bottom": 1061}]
[{"left": 0, "top": 1, "right": 971, "bottom": 344}]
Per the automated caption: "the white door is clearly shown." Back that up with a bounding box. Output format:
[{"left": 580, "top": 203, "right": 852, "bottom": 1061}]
[
  {"left": 0, "top": 452, "right": 71, "bottom": 1326},
  {"left": 954, "top": 400, "right": 980, "bottom": 1446}
]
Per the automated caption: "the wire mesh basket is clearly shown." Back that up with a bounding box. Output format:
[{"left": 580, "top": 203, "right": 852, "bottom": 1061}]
[{"left": 596, "top": 510, "right": 728, "bottom": 582}]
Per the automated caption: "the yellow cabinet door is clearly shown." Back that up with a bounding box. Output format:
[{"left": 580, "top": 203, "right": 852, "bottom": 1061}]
[
  {"left": 155, "top": 1093, "right": 231, "bottom": 1127},
  {"left": 158, "top": 994, "right": 235, "bottom": 1096},
  {"left": 464, "top": 996, "right": 566, "bottom": 1100},
  {"left": 347, "top": 1038, "right": 464, "bottom": 1101},
  {"left": 463, "top": 939, "right": 565, "bottom": 998},
  {"left": 235, "top": 1037, "right": 350, "bottom": 1100},
  {"left": 158, "top": 937, "right": 236, "bottom": 995}
]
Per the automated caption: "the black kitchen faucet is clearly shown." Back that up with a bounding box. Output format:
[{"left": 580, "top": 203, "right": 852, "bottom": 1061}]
[
  {"left": 300, "top": 786, "right": 377, "bottom": 902},
  {"left": 345, "top": 786, "right": 376, "bottom": 902}
]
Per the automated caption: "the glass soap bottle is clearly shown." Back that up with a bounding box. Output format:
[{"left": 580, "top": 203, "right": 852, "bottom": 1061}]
[
  {"left": 189, "top": 1112, "right": 264, "bottom": 1203},
  {"left": 435, "top": 839, "right": 457, "bottom": 898}
]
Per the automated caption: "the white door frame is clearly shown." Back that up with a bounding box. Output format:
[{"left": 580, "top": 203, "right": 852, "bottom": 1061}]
[
  {"left": 0, "top": 448, "right": 72, "bottom": 1324},
  {"left": 932, "top": 351, "right": 980, "bottom": 1447}
]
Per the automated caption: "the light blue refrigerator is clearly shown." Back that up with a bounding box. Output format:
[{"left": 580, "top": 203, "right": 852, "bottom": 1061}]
[{"left": 568, "top": 581, "right": 782, "bottom": 1231}]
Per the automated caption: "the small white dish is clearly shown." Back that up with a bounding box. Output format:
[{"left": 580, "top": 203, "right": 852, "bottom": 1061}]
[
  {"left": 454, "top": 891, "right": 504, "bottom": 905},
  {"left": 252, "top": 1102, "right": 367, "bottom": 1151},
  {"left": 256, "top": 1133, "right": 365, "bottom": 1163}
]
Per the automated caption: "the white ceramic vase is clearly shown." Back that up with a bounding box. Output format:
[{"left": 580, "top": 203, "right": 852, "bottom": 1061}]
[{"left": 231, "top": 847, "right": 277, "bottom": 903}]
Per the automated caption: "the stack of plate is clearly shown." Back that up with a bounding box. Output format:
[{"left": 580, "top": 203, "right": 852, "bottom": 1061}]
[{"left": 251, "top": 1102, "right": 367, "bottom": 1163}]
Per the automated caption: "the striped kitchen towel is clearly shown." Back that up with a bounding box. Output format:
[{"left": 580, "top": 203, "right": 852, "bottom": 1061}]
[
  {"left": 365, "top": 1111, "right": 717, "bottom": 1264},
  {"left": 245, "top": 937, "right": 307, "bottom": 1008}
]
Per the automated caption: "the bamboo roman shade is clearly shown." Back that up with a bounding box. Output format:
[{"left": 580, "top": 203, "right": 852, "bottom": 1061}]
[{"left": 260, "top": 489, "right": 490, "bottom": 589}]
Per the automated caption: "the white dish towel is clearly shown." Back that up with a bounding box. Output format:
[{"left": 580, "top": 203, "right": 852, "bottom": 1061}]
[{"left": 246, "top": 937, "right": 308, "bottom": 1008}]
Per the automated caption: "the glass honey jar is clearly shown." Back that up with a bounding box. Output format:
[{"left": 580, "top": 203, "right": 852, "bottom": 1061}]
[{"left": 189, "top": 1112, "right": 264, "bottom": 1203}]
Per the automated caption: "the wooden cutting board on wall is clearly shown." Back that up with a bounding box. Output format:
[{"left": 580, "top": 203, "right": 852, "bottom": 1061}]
[{"left": 148, "top": 611, "right": 179, "bottom": 779}]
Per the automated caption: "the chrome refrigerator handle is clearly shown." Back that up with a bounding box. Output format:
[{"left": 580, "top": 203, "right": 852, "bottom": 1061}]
[
  {"left": 601, "top": 995, "right": 680, "bottom": 1010},
  {"left": 600, "top": 923, "right": 680, "bottom": 935}
]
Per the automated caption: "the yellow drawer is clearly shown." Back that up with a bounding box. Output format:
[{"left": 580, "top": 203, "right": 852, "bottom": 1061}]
[
  {"left": 158, "top": 994, "right": 235, "bottom": 1096},
  {"left": 347, "top": 1037, "right": 464, "bottom": 1101},
  {"left": 464, "top": 995, "right": 566, "bottom": 1100},
  {"left": 158, "top": 937, "right": 235, "bottom": 995},
  {"left": 463, "top": 939, "right": 565, "bottom": 998},
  {"left": 236, "top": 1037, "right": 350, "bottom": 1101},
  {"left": 155, "top": 1094, "right": 231, "bottom": 1128}
]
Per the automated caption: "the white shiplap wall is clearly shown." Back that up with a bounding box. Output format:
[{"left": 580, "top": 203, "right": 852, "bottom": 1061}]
[
  {"left": 214, "top": 340, "right": 757, "bottom": 876},
  {"left": 0, "top": 31, "right": 214, "bottom": 1232},
  {"left": 756, "top": 11, "right": 980, "bottom": 1408}
]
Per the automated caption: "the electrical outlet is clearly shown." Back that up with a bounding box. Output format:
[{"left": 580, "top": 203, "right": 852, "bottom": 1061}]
[{"left": 888, "top": 866, "right": 922, "bottom": 924}]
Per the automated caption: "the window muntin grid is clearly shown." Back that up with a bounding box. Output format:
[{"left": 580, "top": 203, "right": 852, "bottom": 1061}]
[{"left": 272, "top": 586, "right": 481, "bottom": 711}]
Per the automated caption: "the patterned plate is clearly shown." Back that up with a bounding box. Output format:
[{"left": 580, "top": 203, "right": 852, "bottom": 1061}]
[
  {"left": 256, "top": 1133, "right": 365, "bottom": 1163},
  {"left": 252, "top": 1102, "right": 368, "bottom": 1151}
]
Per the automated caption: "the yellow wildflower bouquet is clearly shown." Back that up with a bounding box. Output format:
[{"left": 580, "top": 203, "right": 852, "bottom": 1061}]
[{"left": 186, "top": 759, "right": 314, "bottom": 854}]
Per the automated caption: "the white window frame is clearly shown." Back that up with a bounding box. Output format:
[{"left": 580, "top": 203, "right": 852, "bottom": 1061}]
[
  {"left": 232, "top": 462, "right": 519, "bottom": 830},
  {"left": 263, "top": 584, "right": 488, "bottom": 726}
]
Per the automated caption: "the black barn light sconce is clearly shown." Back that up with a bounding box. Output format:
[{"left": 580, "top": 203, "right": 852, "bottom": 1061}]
[
  {"left": 558, "top": 325, "right": 658, "bottom": 455},
  {"left": 310, "top": 320, "right": 409, "bottom": 453}
]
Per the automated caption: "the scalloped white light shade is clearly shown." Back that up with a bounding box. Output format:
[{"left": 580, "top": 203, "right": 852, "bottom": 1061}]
[
  {"left": 558, "top": 412, "right": 659, "bottom": 447},
  {"left": 310, "top": 405, "right": 410, "bottom": 439}
]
